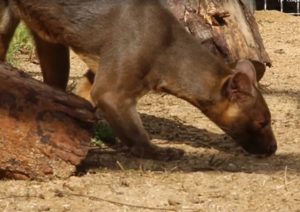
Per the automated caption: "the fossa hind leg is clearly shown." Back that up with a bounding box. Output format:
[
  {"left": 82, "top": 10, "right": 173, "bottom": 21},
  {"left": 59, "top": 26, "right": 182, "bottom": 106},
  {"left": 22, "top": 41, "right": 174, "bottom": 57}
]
[
  {"left": 75, "top": 69, "right": 95, "bottom": 104},
  {"left": 91, "top": 61, "right": 184, "bottom": 161},
  {"left": 0, "top": 1, "right": 19, "bottom": 61},
  {"left": 32, "top": 33, "right": 70, "bottom": 90}
]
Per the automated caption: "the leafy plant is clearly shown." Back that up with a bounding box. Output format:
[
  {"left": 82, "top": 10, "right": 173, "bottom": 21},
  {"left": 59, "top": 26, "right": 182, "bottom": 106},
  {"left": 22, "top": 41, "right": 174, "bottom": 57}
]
[{"left": 92, "top": 121, "right": 116, "bottom": 146}]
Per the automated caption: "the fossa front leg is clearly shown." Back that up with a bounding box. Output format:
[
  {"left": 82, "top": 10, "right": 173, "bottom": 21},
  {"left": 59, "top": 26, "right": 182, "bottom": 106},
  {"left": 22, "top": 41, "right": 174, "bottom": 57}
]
[{"left": 91, "top": 67, "right": 184, "bottom": 161}]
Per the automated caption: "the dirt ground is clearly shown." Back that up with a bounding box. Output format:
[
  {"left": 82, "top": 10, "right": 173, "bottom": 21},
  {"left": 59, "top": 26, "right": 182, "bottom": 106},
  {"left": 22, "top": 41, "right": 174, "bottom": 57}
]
[{"left": 0, "top": 11, "right": 299, "bottom": 212}]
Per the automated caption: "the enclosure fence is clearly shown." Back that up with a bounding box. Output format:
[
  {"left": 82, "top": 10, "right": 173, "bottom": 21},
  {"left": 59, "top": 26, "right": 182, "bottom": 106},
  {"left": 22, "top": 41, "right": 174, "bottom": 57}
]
[{"left": 264, "top": 0, "right": 300, "bottom": 15}]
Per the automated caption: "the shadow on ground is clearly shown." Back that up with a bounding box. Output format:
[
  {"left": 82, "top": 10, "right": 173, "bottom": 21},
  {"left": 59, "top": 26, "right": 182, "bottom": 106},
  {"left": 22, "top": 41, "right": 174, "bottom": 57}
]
[
  {"left": 141, "top": 114, "right": 235, "bottom": 152},
  {"left": 79, "top": 113, "right": 300, "bottom": 175},
  {"left": 261, "top": 85, "right": 300, "bottom": 102}
]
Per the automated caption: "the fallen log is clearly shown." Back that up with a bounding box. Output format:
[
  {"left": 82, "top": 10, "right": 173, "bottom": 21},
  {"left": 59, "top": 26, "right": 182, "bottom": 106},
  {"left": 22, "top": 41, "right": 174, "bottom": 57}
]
[
  {"left": 165, "top": 0, "right": 271, "bottom": 80},
  {"left": 0, "top": 63, "right": 96, "bottom": 180}
]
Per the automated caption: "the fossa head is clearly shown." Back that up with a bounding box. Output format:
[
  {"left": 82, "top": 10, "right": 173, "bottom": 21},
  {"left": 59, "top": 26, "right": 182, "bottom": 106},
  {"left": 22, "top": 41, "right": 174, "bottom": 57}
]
[{"left": 207, "top": 60, "right": 277, "bottom": 156}]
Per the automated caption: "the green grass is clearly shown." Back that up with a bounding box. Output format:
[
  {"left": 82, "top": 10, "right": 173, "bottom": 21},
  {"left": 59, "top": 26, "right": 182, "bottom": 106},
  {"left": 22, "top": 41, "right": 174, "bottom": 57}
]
[{"left": 7, "top": 23, "right": 34, "bottom": 66}]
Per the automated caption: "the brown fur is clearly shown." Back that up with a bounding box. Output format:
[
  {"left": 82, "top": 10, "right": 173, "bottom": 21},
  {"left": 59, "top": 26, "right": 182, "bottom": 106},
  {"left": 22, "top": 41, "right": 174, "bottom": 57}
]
[
  {"left": 0, "top": 0, "right": 19, "bottom": 60},
  {"left": 0, "top": 0, "right": 277, "bottom": 160},
  {"left": 76, "top": 70, "right": 94, "bottom": 105}
]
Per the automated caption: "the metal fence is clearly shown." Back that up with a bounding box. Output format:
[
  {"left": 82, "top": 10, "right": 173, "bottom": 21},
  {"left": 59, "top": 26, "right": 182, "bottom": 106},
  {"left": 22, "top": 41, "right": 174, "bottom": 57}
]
[{"left": 263, "top": 0, "right": 300, "bottom": 15}]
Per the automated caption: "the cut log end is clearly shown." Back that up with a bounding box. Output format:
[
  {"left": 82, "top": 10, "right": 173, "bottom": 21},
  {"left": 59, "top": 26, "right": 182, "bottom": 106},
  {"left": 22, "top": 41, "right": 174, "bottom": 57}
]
[{"left": 0, "top": 63, "right": 96, "bottom": 180}]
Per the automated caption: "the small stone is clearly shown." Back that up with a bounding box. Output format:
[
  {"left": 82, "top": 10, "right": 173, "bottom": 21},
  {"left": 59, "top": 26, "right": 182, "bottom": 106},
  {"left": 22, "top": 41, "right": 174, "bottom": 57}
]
[
  {"left": 54, "top": 189, "right": 64, "bottom": 197},
  {"left": 120, "top": 180, "right": 130, "bottom": 187},
  {"left": 274, "top": 49, "right": 285, "bottom": 54},
  {"left": 62, "top": 204, "right": 71, "bottom": 211},
  {"left": 168, "top": 197, "right": 182, "bottom": 206},
  {"left": 38, "top": 194, "right": 45, "bottom": 199},
  {"left": 38, "top": 205, "right": 51, "bottom": 211}
]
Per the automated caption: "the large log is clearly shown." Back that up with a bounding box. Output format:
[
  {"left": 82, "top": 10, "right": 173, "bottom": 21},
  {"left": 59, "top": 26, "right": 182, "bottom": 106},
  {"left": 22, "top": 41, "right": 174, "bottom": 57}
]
[
  {"left": 0, "top": 63, "right": 96, "bottom": 180},
  {"left": 165, "top": 0, "right": 271, "bottom": 80}
]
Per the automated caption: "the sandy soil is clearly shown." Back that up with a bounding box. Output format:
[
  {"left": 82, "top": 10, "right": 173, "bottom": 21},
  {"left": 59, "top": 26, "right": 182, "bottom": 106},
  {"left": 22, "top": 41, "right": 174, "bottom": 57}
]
[{"left": 0, "top": 11, "right": 299, "bottom": 212}]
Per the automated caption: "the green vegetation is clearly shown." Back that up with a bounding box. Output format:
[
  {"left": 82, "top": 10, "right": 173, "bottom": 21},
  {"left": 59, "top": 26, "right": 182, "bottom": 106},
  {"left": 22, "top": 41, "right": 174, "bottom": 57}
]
[
  {"left": 92, "top": 121, "right": 116, "bottom": 146},
  {"left": 7, "top": 23, "right": 34, "bottom": 66}
]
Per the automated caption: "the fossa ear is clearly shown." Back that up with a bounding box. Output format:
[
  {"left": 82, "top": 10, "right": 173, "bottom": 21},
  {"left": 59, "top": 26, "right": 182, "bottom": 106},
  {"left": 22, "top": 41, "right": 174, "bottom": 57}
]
[
  {"left": 222, "top": 59, "right": 258, "bottom": 102},
  {"left": 234, "top": 59, "right": 257, "bottom": 86}
]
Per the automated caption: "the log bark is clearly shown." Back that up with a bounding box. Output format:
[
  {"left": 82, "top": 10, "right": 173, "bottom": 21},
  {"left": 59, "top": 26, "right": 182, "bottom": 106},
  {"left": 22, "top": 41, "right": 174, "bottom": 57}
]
[
  {"left": 165, "top": 0, "right": 271, "bottom": 81},
  {"left": 0, "top": 63, "right": 96, "bottom": 180}
]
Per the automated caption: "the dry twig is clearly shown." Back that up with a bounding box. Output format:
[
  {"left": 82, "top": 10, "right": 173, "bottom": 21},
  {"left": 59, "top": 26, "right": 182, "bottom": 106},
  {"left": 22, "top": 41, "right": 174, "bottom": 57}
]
[{"left": 0, "top": 192, "right": 176, "bottom": 211}]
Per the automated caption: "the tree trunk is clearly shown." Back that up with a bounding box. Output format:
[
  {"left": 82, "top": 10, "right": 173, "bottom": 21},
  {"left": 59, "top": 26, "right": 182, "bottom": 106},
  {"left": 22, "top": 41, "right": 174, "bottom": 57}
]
[
  {"left": 0, "top": 63, "right": 96, "bottom": 180},
  {"left": 165, "top": 0, "right": 271, "bottom": 81}
]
